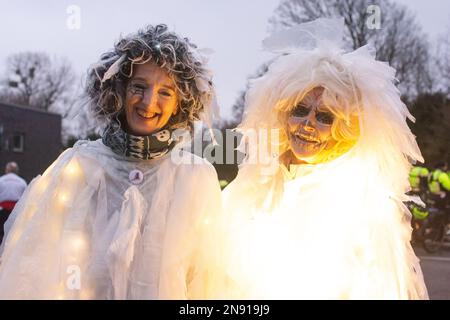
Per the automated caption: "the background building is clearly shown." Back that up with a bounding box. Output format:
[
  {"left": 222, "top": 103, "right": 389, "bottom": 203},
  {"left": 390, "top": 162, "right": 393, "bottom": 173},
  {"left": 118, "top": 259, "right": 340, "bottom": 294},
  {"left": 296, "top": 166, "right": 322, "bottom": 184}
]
[{"left": 0, "top": 102, "right": 62, "bottom": 182}]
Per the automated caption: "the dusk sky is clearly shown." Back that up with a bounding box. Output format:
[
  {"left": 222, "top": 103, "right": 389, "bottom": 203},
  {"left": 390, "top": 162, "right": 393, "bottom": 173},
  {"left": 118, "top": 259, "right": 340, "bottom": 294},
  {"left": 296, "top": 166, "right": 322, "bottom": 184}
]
[{"left": 0, "top": 0, "right": 449, "bottom": 121}]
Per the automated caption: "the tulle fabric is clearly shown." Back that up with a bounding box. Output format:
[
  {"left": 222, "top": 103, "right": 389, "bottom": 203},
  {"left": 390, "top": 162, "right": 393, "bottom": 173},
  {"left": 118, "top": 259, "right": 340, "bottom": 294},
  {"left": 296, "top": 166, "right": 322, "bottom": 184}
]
[
  {"left": 0, "top": 140, "right": 224, "bottom": 299},
  {"left": 222, "top": 18, "right": 428, "bottom": 300}
]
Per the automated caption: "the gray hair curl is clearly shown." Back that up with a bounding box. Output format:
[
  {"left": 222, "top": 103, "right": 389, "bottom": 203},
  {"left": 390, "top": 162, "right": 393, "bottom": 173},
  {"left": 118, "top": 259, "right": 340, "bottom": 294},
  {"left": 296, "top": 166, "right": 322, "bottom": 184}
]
[{"left": 85, "top": 24, "right": 214, "bottom": 132}]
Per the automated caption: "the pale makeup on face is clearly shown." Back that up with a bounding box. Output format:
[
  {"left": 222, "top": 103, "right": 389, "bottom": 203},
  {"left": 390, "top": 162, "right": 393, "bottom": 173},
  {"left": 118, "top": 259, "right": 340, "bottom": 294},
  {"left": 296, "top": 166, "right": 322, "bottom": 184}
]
[
  {"left": 124, "top": 62, "right": 178, "bottom": 136},
  {"left": 285, "top": 87, "right": 336, "bottom": 164}
]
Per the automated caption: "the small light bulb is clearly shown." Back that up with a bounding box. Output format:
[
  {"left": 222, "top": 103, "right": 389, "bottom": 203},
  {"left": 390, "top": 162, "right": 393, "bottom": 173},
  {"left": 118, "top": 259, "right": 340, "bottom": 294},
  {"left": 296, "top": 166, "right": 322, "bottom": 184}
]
[
  {"left": 58, "top": 191, "right": 69, "bottom": 205},
  {"left": 64, "top": 161, "right": 81, "bottom": 179}
]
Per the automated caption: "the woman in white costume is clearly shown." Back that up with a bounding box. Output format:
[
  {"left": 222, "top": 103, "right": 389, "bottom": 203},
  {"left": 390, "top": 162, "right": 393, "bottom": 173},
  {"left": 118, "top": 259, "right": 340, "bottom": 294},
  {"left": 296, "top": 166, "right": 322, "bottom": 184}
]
[
  {"left": 0, "top": 25, "right": 223, "bottom": 299},
  {"left": 223, "top": 19, "right": 428, "bottom": 299}
]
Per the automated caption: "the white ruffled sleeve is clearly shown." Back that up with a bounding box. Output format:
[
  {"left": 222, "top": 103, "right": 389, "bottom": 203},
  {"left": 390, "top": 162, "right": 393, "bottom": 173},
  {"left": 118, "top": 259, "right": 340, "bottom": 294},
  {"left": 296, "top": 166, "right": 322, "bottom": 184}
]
[
  {"left": 157, "top": 157, "right": 226, "bottom": 299},
  {"left": 0, "top": 145, "right": 97, "bottom": 299}
]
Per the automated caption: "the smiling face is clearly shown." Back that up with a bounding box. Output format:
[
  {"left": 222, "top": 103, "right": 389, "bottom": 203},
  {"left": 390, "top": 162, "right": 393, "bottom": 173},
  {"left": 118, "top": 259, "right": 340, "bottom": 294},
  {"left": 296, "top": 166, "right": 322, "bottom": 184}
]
[
  {"left": 285, "top": 87, "right": 337, "bottom": 164},
  {"left": 124, "top": 62, "right": 178, "bottom": 136}
]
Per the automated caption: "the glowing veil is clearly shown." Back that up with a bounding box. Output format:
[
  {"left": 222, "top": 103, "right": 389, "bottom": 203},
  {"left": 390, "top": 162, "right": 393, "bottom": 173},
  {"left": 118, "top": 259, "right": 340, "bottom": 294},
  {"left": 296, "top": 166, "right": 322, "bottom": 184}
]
[{"left": 222, "top": 18, "right": 428, "bottom": 299}]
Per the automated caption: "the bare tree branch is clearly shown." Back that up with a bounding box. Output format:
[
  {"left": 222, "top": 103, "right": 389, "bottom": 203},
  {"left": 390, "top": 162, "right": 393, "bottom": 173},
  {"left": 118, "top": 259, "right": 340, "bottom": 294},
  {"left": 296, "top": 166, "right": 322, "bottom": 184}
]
[
  {"left": 268, "top": 0, "right": 433, "bottom": 98},
  {"left": 228, "top": 62, "right": 271, "bottom": 127},
  {"left": 0, "top": 52, "right": 76, "bottom": 112},
  {"left": 436, "top": 25, "right": 450, "bottom": 96}
]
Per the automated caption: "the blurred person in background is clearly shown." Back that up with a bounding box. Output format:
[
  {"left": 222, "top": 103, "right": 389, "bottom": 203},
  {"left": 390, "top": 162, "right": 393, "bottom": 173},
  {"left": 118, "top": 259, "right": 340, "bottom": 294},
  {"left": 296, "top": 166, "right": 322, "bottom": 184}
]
[{"left": 0, "top": 162, "right": 27, "bottom": 244}]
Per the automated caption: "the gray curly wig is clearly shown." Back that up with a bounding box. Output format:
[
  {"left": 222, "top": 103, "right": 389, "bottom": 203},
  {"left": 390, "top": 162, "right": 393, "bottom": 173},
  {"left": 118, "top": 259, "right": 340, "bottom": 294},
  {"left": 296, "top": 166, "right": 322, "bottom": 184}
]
[{"left": 85, "top": 24, "right": 214, "bottom": 132}]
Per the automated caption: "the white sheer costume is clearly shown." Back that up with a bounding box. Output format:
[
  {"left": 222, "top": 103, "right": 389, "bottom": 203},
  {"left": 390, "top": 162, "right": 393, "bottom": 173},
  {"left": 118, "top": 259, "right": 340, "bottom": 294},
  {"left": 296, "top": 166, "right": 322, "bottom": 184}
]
[
  {"left": 223, "top": 19, "right": 428, "bottom": 299},
  {"left": 0, "top": 140, "right": 223, "bottom": 299}
]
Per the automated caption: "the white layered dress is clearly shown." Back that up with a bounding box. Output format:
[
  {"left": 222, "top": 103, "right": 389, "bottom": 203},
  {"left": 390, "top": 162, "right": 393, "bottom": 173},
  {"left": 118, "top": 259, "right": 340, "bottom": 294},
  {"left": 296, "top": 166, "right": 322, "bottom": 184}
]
[
  {"left": 223, "top": 148, "right": 429, "bottom": 300},
  {"left": 0, "top": 139, "right": 223, "bottom": 299}
]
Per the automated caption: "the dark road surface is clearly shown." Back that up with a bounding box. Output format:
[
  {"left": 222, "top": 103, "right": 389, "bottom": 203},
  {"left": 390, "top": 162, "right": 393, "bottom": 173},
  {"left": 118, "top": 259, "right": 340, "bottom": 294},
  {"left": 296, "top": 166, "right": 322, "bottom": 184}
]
[{"left": 414, "top": 243, "right": 450, "bottom": 300}]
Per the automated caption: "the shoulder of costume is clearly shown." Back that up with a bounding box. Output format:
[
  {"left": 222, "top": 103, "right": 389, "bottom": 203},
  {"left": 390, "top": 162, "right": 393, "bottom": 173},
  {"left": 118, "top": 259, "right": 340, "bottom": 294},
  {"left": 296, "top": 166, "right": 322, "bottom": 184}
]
[
  {"left": 72, "top": 138, "right": 105, "bottom": 153},
  {"left": 37, "top": 139, "right": 110, "bottom": 188},
  {"left": 173, "top": 150, "right": 218, "bottom": 180},
  {"left": 41, "top": 139, "right": 105, "bottom": 175},
  {"left": 68, "top": 139, "right": 115, "bottom": 162}
]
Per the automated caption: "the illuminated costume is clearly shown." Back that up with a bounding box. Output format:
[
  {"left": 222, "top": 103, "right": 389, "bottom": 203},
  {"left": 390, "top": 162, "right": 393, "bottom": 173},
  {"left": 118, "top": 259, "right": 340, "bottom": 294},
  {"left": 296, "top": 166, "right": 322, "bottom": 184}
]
[
  {"left": 223, "top": 19, "right": 428, "bottom": 299},
  {"left": 0, "top": 25, "right": 222, "bottom": 299}
]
